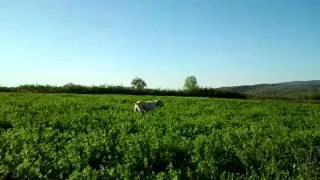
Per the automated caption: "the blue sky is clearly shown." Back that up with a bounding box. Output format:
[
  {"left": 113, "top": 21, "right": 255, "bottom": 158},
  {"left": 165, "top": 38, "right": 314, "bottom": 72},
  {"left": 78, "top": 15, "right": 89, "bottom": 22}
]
[{"left": 1, "top": 0, "right": 319, "bottom": 89}]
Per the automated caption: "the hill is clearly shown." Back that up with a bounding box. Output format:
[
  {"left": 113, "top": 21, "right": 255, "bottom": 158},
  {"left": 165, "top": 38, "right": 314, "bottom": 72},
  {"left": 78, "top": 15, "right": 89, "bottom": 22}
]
[{"left": 219, "top": 80, "right": 320, "bottom": 99}]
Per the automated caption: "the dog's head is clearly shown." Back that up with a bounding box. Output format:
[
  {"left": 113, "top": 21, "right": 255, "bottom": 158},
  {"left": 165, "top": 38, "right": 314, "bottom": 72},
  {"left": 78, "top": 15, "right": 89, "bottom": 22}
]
[{"left": 155, "top": 100, "right": 164, "bottom": 107}]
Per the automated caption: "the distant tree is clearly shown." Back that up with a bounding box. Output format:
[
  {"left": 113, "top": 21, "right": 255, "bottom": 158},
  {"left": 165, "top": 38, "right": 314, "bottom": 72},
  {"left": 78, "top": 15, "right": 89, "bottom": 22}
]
[
  {"left": 131, "top": 77, "right": 147, "bottom": 89},
  {"left": 63, "top": 83, "right": 76, "bottom": 87},
  {"left": 184, "top": 76, "right": 199, "bottom": 91}
]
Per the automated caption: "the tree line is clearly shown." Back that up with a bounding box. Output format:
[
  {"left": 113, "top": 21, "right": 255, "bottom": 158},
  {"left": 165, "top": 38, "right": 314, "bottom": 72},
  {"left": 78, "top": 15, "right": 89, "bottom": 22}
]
[
  {"left": 0, "top": 76, "right": 247, "bottom": 99},
  {"left": 1, "top": 76, "right": 319, "bottom": 100}
]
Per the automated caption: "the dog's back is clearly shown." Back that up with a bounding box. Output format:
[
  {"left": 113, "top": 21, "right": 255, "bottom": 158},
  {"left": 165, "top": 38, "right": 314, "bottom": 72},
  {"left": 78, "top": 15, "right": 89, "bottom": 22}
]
[{"left": 134, "top": 100, "right": 164, "bottom": 113}]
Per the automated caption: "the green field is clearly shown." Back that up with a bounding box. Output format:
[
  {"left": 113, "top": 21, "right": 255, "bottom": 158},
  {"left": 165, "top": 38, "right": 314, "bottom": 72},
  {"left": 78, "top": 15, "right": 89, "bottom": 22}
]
[{"left": 1, "top": 93, "right": 320, "bottom": 179}]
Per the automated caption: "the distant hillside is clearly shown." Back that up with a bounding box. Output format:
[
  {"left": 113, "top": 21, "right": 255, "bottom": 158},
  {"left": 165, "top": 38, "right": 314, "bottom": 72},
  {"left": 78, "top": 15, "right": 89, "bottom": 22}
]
[{"left": 219, "top": 80, "right": 320, "bottom": 99}]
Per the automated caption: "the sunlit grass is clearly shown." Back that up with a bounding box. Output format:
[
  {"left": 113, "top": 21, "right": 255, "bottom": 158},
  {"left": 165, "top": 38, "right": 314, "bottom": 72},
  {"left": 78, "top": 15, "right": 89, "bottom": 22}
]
[{"left": 1, "top": 93, "right": 320, "bottom": 179}]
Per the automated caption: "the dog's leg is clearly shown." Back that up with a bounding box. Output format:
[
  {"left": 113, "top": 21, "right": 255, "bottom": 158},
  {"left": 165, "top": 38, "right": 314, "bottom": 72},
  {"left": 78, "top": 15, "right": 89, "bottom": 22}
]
[
  {"left": 140, "top": 106, "right": 145, "bottom": 113},
  {"left": 134, "top": 104, "right": 140, "bottom": 113}
]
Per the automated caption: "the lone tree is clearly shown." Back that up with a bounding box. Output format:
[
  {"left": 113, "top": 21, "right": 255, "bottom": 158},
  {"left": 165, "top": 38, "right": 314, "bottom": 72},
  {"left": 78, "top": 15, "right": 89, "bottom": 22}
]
[
  {"left": 184, "top": 75, "right": 199, "bottom": 91},
  {"left": 131, "top": 77, "right": 147, "bottom": 89}
]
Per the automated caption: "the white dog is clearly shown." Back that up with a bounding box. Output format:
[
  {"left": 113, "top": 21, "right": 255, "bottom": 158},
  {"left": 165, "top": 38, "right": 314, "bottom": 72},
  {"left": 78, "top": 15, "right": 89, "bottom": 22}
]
[{"left": 134, "top": 100, "right": 164, "bottom": 113}]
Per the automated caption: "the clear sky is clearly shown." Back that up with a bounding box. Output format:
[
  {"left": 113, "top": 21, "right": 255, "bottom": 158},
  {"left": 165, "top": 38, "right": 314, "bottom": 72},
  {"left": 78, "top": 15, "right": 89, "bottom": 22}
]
[{"left": 1, "top": 0, "right": 319, "bottom": 89}]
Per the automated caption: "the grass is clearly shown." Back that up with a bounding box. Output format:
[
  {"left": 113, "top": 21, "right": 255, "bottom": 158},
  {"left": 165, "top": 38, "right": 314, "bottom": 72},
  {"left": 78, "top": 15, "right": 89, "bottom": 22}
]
[{"left": 1, "top": 93, "right": 320, "bottom": 179}]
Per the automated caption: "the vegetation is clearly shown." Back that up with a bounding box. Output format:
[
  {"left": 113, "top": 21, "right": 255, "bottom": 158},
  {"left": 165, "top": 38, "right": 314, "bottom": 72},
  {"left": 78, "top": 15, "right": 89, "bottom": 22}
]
[
  {"left": 310, "top": 92, "right": 320, "bottom": 100},
  {"left": 184, "top": 76, "right": 199, "bottom": 91},
  {"left": 0, "top": 84, "right": 246, "bottom": 99},
  {"left": 131, "top": 77, "right": 147, "bottom": 90},
  {"left": 2, "top": 79, "right": 319, "bottom": 100},
  {"left": 1, "top": 93, "right": 320, "bottom": 179},
  {"left": 220, "top": 80, "right": 320, "bottom": 100}
]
